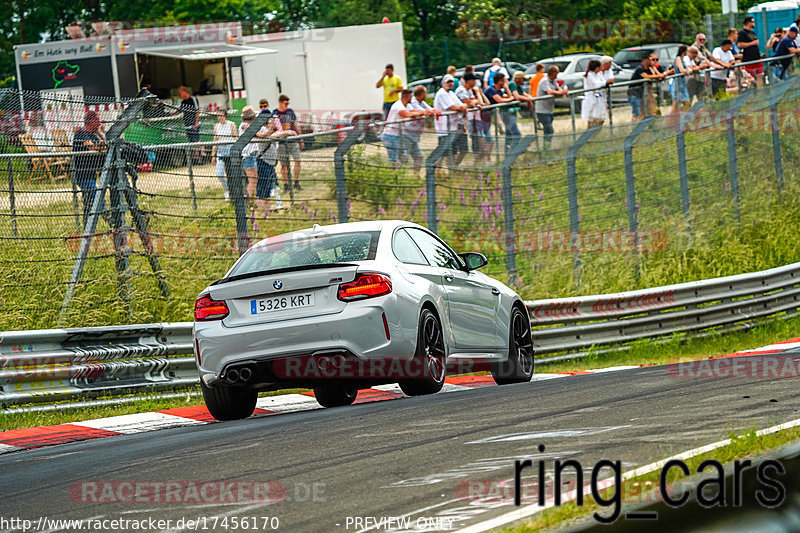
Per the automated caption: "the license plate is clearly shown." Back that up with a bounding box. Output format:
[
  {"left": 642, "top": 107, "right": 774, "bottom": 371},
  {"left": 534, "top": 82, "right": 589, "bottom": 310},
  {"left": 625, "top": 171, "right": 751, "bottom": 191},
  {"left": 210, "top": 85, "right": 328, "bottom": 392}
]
[{"left": 250, "top": 293, "right": 315, "bottom": 314}]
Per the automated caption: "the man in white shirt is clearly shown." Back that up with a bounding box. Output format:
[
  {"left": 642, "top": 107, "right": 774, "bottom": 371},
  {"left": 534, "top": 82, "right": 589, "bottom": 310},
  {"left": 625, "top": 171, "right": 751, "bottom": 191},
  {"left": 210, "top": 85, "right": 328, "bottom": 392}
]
[
  {"left": 433, "top": 74, "right": 468, "bottom": 165},
  {"left": 382, "top": 88, "right": 432, "bottom": 171},
  {"left": 711, "top": 39, "right": 736, "bottom": 98},
  {"left": 483, "top": 57, "right": 510, "bottom": 89},
  {"left": 599, "top": 56, "right": 615, "bottom": 85},
  {"left": 405, "top": 86, "right": 440, "bottom": 172}
]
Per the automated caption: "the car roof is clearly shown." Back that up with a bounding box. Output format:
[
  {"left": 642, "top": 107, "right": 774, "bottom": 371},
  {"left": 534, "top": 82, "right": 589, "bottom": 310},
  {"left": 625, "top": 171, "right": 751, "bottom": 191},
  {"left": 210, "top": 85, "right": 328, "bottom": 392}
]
[
  {"left": 620, "top": 43, "right": 682, "bottom": 51},
  {"left": 250, "top": 220, "right": 427, "bottom": 247}
]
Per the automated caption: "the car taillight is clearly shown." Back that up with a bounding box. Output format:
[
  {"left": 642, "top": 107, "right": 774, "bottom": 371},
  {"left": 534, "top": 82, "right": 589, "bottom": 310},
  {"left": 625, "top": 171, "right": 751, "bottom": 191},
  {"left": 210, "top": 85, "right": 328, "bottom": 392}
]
[
  {"left": 195, "top": 295, "right": 229, "bottom": 321},
  {"left": 337, "top": 273, "right": 392, "bottom": 301}
]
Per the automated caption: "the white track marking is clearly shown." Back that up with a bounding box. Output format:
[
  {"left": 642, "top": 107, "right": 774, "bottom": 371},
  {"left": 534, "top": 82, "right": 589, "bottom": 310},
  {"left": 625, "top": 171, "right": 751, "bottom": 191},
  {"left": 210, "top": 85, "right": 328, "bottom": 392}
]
[
  {"left": 256, "top": 393, "right": 320, "bottom": 413},
  {"left": 0, "top": 443, "right": 22, "bottom": 454},
  {"left": 77, "top": 412, "right": 204, "bottom": 434}
]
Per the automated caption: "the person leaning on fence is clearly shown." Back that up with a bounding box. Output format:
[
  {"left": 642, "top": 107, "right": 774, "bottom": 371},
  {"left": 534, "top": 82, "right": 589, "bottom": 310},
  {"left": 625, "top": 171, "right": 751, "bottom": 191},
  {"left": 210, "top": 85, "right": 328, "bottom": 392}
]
[
  {"left": 739, "top": 16, "right": 764, "bottom": 88},
  {"left": 628, "top": 53, "right": 652, "bottom": 121},
  {"left": 536, "top": 65, "right": 568, "bottom": 146},
  {"left": 71, "top": 110, "right": 106, "bottom": 221},
  {"left": 382, "top": 88, "right": 425, "bottom": 169},
  {"left": 773, "top": 27, "right": 800, "bottom": 80},
  {"left": 581, "top": 60, "right": 607, "bottom": 128},
  {"left": 599, "top": 56, "right": 615, "bottom": 85},
  {"left": 433, "top": 74, "right": 469, "bottom": 165},
  {"left": 528, "top": 63, "right": 545, "bottom": 100},
  {"left": 711, "top": 40, "right": 736, "bottom": 99},
  {"left": 212, "top": 109, "right": 237, "bottom": 202},
  {"left": 670, "top": 45, "right": 693, "bottom": 114},
  {"left": 406, "top": 86, "right": 440, "bottom": 172},
  {"left": 252, "top": 103, "right": 290, "bottom": 218},
  {"left": 455, "top": 72, "right": 490, "bottom": 163},
  {"left": 239, "top": 107, "right": 260, "bottom": 199},
  {"left": 686, "top": 46, "right": 709, "bottom": 104},
  {"left": 485, "top": 73, "right": 521, "bottom": 154}
]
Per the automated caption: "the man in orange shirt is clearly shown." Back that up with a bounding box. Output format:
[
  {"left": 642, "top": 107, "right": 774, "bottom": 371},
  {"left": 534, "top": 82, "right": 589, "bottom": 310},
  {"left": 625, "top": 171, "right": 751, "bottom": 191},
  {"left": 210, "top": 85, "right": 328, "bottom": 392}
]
[{"left": 528, "top": 64, "right": 545, "bottom": 100}]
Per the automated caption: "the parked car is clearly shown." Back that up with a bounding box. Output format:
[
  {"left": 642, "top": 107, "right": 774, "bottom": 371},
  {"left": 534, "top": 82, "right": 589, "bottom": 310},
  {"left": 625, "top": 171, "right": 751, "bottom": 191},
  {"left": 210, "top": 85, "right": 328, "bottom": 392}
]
[
  {"left": 525, "top": 54, "right": 630, "bottom": 107},
  {"left": 193, "top": 220, "right": 534, "bottom": 419},
  {"left": 613, "top": 43, "right": 682, "bottom": 78},
  {"left": 408, "top": 61, "right": 529, "bottom": 93}
]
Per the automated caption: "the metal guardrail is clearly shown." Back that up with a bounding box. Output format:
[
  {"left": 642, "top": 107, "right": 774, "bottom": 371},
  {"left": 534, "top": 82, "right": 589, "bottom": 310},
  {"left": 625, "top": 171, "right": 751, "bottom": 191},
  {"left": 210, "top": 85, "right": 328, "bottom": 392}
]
[
  {"left": 2, "top": 260, "right": 800, "bottom": 407},
  {"left": 0, "top": 322, "right": 195, "bottom": 406}
]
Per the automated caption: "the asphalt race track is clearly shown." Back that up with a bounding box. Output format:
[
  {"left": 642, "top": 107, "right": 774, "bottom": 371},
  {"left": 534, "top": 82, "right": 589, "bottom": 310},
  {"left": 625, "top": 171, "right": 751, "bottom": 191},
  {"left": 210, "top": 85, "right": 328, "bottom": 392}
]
[{"left": 1, "top": 352, "right": 799, "bottom": 532}]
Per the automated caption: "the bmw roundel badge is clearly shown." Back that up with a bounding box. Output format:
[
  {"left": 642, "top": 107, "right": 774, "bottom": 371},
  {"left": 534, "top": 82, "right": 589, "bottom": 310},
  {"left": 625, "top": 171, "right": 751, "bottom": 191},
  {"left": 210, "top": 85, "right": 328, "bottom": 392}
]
[{"left": 273, "top": 280, "right": 283, "bottom": 290}]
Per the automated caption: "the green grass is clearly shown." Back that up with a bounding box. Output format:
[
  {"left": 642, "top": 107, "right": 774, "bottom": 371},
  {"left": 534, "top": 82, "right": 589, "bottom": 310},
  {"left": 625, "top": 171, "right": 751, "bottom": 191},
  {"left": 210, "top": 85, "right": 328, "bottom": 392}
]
[{"left": 503, "top": 427, "right": 800, "bottom": 532}]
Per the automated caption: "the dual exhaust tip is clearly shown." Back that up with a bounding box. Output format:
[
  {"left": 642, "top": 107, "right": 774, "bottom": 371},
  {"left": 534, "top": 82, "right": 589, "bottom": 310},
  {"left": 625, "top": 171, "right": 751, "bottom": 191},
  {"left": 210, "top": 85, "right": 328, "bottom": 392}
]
[{"left": 223, "top": 366, "right": 253, "bottom": 384}]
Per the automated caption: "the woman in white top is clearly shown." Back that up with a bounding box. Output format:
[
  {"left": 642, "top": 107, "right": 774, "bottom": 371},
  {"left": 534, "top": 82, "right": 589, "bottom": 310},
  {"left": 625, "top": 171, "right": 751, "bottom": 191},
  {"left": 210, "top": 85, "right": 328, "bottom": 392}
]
[
  {"left": 212, "top": 109, "right": 238, "bottom": 200},
  {"left": 581, "top": 59, "right": 606, "bottom": 127}
]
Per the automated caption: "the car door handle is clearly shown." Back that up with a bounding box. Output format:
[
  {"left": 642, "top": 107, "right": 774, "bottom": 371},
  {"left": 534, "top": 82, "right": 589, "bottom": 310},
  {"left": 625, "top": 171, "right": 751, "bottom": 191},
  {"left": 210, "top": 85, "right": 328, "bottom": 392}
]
[
  {"left": 444, "top": 274, "right": 454, "bottom": 282},
  {"left": 491, "top": 288, "right": 500, "bottom": 295}
]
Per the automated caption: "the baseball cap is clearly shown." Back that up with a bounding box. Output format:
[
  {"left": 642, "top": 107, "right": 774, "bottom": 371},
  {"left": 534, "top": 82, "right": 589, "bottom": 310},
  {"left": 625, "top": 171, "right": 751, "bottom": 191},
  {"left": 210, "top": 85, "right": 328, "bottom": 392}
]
[
  {"left": 722, "top": 39, "right": 733, "bottom": 46},
  {"left": 463, "top": 72, "right": 477, "bottom": 81},
  {"left": 442, "top": 74, "right": 455, "bottom": 83},
  {"left": 790, "top": 26, "right": 798, "bottom": 33}
]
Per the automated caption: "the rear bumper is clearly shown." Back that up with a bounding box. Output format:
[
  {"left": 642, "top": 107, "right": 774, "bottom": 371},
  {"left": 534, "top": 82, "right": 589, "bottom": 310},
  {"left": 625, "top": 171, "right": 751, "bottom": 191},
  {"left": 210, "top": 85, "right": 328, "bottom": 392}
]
[{"left": 194, "top": 299, "right": 416, "bottom": 381}]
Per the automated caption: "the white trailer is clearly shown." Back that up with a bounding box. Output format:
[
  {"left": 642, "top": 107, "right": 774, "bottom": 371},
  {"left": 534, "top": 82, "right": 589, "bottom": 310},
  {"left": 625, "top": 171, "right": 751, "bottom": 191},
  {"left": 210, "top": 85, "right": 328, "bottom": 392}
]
[{"left": 241, "top": 22, "right": 407, "bottom": 117}]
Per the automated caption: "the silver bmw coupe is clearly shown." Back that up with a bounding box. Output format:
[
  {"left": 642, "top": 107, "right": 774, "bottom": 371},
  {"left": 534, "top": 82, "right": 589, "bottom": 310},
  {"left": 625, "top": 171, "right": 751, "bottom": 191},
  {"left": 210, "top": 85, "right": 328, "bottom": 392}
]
[{"left": 193, "top": 220, "right": 533, "bottom": 419}]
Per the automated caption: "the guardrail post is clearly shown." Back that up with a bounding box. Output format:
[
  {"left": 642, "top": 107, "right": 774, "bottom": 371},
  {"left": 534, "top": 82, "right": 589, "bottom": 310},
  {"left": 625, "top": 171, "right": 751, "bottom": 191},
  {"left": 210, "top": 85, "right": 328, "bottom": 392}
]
[
  {"left": 501, "top": 135, "right": 536, "bottom": 285},
  {"left": 7, "top": 158, "right": 16, "bottom": 237},
  {"left": 623, "top": 116, "right": 654, "bottom": 280},
  {"left": 334, "top": 130, "right": 361, "bottom": 223},
  {"left": 767, "top": 77, "right": 798, "bottom": 193},
  {"left": 60, "top": 90, "right": 152, "bottom": 323},
  {"left": 607, "top": 86, "right": 614, "bottom": 128},
  {"left": 425, "top": 134, "right": 457, "bottom": 234},
  {"left": 186, "top": 146, "right": 198, "bottom": 211},
  {"left": 566, "top": 126, "right": 601, "bottom": 288}
]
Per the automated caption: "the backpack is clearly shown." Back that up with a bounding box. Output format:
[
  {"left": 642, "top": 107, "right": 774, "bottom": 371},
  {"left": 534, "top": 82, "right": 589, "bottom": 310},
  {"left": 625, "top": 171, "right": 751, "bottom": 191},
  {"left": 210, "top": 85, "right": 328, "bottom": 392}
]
[{"left": 486, "top": 67, "right": 499, "bottom": 88}]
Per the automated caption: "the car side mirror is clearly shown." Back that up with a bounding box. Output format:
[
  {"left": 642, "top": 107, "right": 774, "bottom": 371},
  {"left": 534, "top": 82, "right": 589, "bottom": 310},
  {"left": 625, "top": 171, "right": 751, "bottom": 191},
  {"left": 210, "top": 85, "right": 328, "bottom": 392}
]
[{"left": 460, "top": 252, "right": 488, "bottom": 271}]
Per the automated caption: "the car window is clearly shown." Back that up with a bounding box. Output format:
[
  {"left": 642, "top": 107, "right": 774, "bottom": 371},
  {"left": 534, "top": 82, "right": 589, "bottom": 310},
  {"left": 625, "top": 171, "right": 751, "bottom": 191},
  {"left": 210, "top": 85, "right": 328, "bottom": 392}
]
[
  {"left": 405, "top": 228, "right": 462, "bottom": 270},
  {"left": 576, "top": 58, "right": 592, "bottom": 72},
  {"left": 392, "top": 229, "right": 428, "bottom": 265},
  {"left": 227, "top": 231, "right": 379, "bottom": 277}
]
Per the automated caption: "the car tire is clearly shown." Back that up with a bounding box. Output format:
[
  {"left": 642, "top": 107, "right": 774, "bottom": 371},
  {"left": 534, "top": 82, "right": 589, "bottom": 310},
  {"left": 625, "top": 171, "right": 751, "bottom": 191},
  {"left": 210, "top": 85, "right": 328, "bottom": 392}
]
[
  {"left": 491, "top": 306, "right": 534, "bottom": 385},
  {"left": 201, "top": 381, "right": 258, "bottom": 421},
  {"left": 399, "top": 309, "right": 447, "bottom": 396},
  {"left": 313, "top": 384, "right": 358, "bottom": 408}
]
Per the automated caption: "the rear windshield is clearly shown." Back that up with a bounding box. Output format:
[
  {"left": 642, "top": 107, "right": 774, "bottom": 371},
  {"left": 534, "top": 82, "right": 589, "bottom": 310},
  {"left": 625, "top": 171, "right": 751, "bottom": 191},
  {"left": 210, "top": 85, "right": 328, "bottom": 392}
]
[
  {"left": 526, "top": 61, "right": 570, "bottom": 74},
  {"left": 227, "top": 231, "right": 380, "bottom": 278},
  {"left": 613, "top": 49, "right": 653, "bottom": 66}
]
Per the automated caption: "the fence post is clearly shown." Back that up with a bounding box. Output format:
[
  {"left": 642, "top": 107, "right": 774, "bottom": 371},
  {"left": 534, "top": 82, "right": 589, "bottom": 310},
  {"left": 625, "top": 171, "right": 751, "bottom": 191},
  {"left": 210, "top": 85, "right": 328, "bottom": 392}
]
[
  {"left": 768, "top": 77, "right": 798, "bottom": 192},
  {"left": 334, "top": 130, "right": 361, "bottom": 223},
  {"left": 69, "top": 159, "right": 81, "bottom": 230},
  {"left": 186, "top": 146, "right": 198, "bottom": 211},
  {"left": 60, "top": 90, "right": 152, "bottom": 322},
  {"left": 623, "top": 116, "right": 654, "bottom": 280},
  {"left": 425, "top": 134, "right": 457, "bottom": 234},
  {"left": 225, "top": 110, "right": 275, "bottom": 254},
  {"left": 607, "top": 86, "right": 614, "bottom": 128},
  {"left": 501, "top": 135, "right": 536, "bottom": 284},
  {"left": 7, "top": 158, "right": 16, "bottom": 237},
  {"left": 566, "top": 126, "right": 601, "bottom": 289},
  {"left": 704, "top": 14, "right": 713, "bottom": 45},
  {"left": 569, "top": 93, "right": 577, "bottom": 137},
  {"left": 676, "top": 102, "right": 704, "bottom": 221},
  {"left": 725, "top": 91, "right": 754, "bottom": 220}
]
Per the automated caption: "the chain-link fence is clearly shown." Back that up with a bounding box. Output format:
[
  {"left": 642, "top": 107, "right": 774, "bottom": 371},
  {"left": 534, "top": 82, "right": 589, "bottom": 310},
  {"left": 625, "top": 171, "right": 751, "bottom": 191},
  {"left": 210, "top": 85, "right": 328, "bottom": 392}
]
[{"left": 2, "top": 70, "right": 800, "bottom": 331}]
